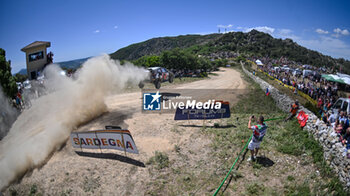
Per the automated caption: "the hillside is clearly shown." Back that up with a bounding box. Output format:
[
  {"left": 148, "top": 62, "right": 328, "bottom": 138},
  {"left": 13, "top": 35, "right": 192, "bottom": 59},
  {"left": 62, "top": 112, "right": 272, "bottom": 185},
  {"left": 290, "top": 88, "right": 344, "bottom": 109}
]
[
  {"left": 15, "top": 57, "right": 90, "bottom": 75},
  {"left": 17, "top": 68, "right": 27, "bottom": 75},
  {"left": 110, "top": 30, "right": 350, "bottom": 73},
  {"left": 56, "top": 57, "right": 90, "bottom": 69},
  {"left": 110, "top": 34, "right": 223, "bottom": 60}
]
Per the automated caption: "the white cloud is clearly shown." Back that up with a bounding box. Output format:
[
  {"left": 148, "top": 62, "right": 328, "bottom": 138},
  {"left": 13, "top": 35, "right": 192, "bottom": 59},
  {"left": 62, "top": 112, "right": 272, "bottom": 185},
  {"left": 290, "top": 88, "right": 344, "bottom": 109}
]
[
  {"left": 275, "top": 29, "right": 300, "bottom": 40},
  {"left": 315, "top": 28, "right": 329, "bottom": 34},
  {"left": 297, "top": 36, "right": 350, "bottom": 59},
  {"left": 94, "top": 30, "right": 100, "bottom": 33},
  {"left": 332, "top": 28, "right": 349, "bottom": 38},
  {"left": 279, "top": 29, "right": 292, "bottom": 35},
  {"left": 114, "top": 25, "right": 118, "bottom": 29},
  {"left": 334, "top": 28, "right": 342, "bottom": 34},
  {"left": 217, "top": 24, "right": 233, "bottom": 29},
  {"left": 194, "top": 31, "right": 216, "bottom": 35},
  {"left": 245, "top": 26, "right": 275, "bottom": 34},
  {"left": 275, "top": 29, "right": 350, "bottom": 59},
  {"left": 342, "top": 29, "right": 349, "bottom": 35}
]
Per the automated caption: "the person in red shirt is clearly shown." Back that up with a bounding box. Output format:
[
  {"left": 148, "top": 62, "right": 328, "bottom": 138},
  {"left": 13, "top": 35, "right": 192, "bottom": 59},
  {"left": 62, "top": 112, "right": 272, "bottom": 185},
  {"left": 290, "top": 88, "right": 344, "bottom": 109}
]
[
  {"left": 317, "top": 98, "right": 323, "bottom": 108},
  {"left": 17, "top": 92, "right": 22, "bottom": 100},
  {"left": 16, "top": 91, "right": 22, "bottom": 108}
]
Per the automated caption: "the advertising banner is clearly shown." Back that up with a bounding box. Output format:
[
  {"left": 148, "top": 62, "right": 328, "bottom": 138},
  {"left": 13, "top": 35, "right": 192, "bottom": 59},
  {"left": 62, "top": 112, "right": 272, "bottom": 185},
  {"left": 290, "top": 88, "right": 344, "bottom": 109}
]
[
  {"left": 70, "top": 129, "right": 139, "bottom": 154},
  {"left": 174, "top": 101, "right": 230, "bottom": 120}
]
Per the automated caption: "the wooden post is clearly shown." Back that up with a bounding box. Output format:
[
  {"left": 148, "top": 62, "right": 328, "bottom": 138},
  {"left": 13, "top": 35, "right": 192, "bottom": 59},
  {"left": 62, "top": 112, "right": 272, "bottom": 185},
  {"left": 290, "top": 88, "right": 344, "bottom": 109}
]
[
  {"left": 203, "top": 109, "right": 206, "bottom": 128},
  {"left": 221, "top": 108, "right": 224, "bottom": 126},
  {"left": 187, "top": 110, "right": 190, "bottom": 126},
  {"left": 121, "top": 133, "right": 127, "bottom": 157},
  {"left": 76, "top": 133, "right": 82, "bottom": 152},
  {"left": 95, "top": 131, "right": 102, "bottom": 154}
]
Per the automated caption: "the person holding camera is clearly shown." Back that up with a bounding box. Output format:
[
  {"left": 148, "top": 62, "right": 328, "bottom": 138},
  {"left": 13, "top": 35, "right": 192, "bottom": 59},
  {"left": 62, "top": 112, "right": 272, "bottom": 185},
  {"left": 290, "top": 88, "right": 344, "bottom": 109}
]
[{"left": 247, "top": 115, "right": 268, "bottom": 162}]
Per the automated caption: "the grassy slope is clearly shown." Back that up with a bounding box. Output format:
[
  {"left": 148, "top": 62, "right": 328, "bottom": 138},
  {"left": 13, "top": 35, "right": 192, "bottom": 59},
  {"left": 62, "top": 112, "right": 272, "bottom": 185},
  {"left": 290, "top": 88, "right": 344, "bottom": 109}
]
[{"left": 145, "top": 66, "right": 348, "bottom": 195}]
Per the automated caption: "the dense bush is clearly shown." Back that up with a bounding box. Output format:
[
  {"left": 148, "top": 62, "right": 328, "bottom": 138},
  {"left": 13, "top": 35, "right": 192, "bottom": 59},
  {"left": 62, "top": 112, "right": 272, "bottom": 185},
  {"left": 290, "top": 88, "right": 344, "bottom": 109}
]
[
  {"left": 0, "top": 48, "right": 17, "bottom": 98},
  {"left": 133, "top": 55, "right": 161, "bottom": 67},
  {"left": 147, "top": 151, "right": 170, "bottom": 169},
  {"left": 133, "top": 48, "right": 214, "bottom": 71},
  {"left": 14, "top": 73, "right": 28, "bottom": 83}
]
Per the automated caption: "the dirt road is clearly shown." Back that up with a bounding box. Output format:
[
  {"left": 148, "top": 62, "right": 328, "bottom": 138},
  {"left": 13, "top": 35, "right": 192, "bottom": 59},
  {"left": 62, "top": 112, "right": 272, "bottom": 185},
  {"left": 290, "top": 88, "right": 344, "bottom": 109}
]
[{"left": 5, "top": 68, "right": 246, "bottom": 195}]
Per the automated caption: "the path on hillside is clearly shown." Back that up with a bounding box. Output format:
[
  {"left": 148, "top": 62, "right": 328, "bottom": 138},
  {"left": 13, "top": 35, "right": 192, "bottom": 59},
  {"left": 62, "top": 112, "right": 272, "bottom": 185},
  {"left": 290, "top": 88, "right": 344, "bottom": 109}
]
[{"left": 5, "top": 68, "right": 246, "bottom": 195}]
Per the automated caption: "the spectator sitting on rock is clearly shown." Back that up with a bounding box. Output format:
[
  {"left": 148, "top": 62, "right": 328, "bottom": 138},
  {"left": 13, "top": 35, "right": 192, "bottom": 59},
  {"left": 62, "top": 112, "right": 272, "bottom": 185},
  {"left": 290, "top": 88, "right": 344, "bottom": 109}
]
[
  {"left": 338, "top": 111, "right": 349, "bottom": 131},
  {"left": 335, "top": 120, "right": 344, "bottom": 135},
  {"left": 322, "top": 112, "right": 328, "bottom": 124}
]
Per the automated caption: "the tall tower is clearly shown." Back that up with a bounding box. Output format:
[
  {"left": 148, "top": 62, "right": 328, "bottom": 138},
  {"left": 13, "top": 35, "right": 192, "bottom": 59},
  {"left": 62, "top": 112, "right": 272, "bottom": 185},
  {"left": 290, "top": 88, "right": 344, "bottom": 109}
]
[{"left": 21, "top": 41, "right": 51, "bottom": 80}]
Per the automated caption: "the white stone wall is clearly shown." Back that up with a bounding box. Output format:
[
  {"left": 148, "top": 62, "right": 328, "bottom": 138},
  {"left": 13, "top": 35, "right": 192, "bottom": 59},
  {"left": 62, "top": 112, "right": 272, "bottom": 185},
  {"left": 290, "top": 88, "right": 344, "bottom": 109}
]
[{"left": 242, "top": 63, "right": 350, "bottom": 187}]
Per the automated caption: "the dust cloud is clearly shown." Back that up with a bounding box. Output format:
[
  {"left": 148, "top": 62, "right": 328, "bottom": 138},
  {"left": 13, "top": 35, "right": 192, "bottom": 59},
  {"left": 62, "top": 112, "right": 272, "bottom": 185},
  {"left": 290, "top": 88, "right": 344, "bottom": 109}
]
[
  {"left": 0, "top": 86, "right": 19, "bottom": 140},
  {"left": 0, "top": 55, "right": 148, "bottom": 190}
]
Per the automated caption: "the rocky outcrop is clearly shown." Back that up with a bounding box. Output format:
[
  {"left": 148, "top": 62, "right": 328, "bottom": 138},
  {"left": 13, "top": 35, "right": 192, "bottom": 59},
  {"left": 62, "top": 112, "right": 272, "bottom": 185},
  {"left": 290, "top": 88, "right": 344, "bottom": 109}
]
[{"left": 242, "top": 63, "right": 350, "bottom": 188}]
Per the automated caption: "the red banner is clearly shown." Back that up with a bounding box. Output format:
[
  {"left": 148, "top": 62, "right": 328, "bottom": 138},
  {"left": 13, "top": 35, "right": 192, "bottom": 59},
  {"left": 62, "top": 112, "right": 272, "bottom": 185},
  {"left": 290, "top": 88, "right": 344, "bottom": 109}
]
[{"left": 297, "top": 110, "right": 308, "bottom": 127}]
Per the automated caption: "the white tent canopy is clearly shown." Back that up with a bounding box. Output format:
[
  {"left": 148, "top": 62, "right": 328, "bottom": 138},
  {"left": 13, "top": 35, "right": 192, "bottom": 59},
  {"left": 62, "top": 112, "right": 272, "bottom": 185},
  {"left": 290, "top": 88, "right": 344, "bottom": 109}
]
[
  {"left": 322, "top": 73, "right": 350, "bottom": 85},
  {"left": 255, "top": 59, "right": 263, "bottom": 65},
  {"left": 336, "top": 73, "right": 350, "bottom": 85}
]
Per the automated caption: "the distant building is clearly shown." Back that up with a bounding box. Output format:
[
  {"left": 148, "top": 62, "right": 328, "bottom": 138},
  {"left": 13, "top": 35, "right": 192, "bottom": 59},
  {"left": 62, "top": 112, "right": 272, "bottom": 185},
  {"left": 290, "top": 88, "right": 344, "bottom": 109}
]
[{"left": 21, "top": 41, "right": 51, "bottom": 80}]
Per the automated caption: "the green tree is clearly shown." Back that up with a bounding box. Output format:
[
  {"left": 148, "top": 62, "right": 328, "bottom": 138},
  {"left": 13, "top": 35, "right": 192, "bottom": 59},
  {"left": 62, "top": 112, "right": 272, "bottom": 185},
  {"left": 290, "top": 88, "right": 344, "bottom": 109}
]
[
  {"left": 160, "top": 48, "right": 208, "bottom": 70},
  {"left": 14, "top": 73, "right": 28, "bottom": 83},
  {"left": 0, "top": 48, "right": 17, "bottom": 98},
  {"left": 133, "top": 55, "right": 161, "bottom": 67},
  {"left": 145, "top": 55, "right": 161, "bottom": 67}
]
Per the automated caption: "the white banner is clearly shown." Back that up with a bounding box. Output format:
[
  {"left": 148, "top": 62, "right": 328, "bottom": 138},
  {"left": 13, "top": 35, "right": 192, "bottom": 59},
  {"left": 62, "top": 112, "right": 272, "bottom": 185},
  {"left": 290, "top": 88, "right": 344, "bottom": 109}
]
[{"left": 70, "top": 130, "right": 138, "bottom": 154}]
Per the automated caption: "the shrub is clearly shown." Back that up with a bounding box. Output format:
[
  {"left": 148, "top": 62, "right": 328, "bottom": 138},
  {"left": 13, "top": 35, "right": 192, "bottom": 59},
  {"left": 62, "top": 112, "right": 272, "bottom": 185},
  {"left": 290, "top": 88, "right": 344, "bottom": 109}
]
[
  {"left": 29, "top": 184, "right": 37, "bottom": 196},
  {"left": 147, "top": 151, "right": 170, "bottom": 169}
]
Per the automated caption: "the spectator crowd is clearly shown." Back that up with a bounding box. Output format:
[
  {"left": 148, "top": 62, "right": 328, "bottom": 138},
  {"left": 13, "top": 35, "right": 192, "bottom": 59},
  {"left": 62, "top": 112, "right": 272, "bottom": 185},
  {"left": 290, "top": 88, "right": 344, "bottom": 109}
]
[{"left": 251, "top": 57, "right": 350, "bottom": 156}]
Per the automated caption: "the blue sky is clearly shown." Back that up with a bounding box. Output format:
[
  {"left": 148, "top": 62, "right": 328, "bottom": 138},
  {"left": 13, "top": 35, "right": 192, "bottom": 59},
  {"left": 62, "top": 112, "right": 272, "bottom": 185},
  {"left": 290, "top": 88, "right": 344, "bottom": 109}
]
[{"left": 0, "top": 0, "right": 349, "bottom": 73}]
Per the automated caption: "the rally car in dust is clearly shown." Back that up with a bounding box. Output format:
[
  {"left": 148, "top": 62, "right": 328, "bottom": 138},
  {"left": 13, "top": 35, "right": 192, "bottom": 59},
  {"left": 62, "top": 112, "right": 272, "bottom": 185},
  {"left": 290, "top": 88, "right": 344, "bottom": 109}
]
[{"left": 139, "top": 67, "right": 174, "bottom": 89}]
